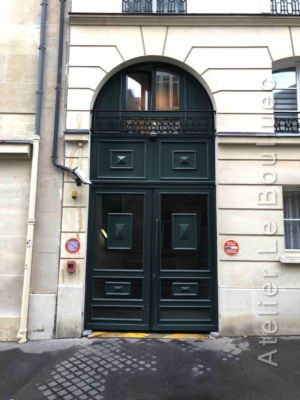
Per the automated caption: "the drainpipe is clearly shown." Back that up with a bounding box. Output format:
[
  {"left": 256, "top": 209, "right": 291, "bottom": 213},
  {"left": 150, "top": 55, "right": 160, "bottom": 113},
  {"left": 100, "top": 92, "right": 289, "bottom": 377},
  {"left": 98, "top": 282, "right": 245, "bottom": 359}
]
[
  {"left": 51, "top": 0, "right": 90, "bottom": 186},
  {"left": 51, "top": 0, "right": 73, "bottom": 178},
  {"left": 16, "top": 0, "right": 47, "bottom": 344}
]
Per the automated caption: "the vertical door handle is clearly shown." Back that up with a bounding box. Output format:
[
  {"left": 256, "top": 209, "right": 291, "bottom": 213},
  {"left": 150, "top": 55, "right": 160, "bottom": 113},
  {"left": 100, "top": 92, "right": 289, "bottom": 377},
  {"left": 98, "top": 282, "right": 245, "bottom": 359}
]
[{"left": 153, "top": 218, "right": 160, "bottom": 279}]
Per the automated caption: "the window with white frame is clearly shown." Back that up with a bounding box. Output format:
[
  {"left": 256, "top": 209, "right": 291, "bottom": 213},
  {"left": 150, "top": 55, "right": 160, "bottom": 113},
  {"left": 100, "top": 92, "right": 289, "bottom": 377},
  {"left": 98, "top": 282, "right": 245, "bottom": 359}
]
[
  {"left": 283, "top": 190, "right": 300, "bottom": 249},
  {"left": 273, "top": 63, "right": 300, "bottom": 133}
]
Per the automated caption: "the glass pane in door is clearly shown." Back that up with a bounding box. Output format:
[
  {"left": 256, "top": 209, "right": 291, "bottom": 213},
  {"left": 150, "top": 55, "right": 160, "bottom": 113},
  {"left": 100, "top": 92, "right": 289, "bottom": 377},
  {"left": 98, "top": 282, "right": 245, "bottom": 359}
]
[
  {"left": 160, "top": 194, "right": 209, "bottom": 270},
  {"left": 126, "top": 72, "right": 150, "bottom": 111},
  {"left": 156, "top": 70, "right": 180, "bottom": 111},
  {"left": 94, "top": 193, "right": 144, "bottom": 269}
]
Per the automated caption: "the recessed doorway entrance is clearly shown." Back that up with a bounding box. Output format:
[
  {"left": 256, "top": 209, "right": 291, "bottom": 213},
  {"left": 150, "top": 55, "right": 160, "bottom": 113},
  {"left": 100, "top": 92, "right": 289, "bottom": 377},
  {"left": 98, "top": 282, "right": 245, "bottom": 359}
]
[{"left": 85, "top": 62, "right": 217, "bottom": 332}]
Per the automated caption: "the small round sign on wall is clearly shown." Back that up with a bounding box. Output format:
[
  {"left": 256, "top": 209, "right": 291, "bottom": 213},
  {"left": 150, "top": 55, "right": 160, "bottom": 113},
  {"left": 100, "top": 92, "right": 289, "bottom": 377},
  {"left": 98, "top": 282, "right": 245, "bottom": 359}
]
[
  {"left": 224, "top": 240, "right": 239, "bottom": 256},
  {"left": 65, "top": 238, "right": 81, "bottom": 254}
]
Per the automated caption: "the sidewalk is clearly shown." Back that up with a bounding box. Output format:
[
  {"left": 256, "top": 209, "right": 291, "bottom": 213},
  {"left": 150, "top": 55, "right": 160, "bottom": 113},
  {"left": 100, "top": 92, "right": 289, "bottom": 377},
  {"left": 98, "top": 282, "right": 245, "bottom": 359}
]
[{"left": 0, "top": 336, "right": 299, "bottom": 400}]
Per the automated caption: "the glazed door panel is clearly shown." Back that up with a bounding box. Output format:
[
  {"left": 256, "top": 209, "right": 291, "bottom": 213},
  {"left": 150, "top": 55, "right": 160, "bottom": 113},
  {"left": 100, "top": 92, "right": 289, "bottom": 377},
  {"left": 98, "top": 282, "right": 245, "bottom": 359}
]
[
  {"left": 85, "top": 189, "right": 152, "bottom": 331},
  {"left": 151, "top": 189, "right": 217, "bottom": 331}
]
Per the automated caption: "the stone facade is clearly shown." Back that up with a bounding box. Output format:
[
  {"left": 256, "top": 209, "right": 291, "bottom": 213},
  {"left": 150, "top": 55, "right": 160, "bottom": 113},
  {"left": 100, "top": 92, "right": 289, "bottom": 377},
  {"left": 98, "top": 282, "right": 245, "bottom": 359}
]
[
  {"left": 0, "top": 0, "right": 38, "bottom": 341},
  {"left": 1, "top": 0, "right": 300, "bottom": 341},
  {"left": 0, "top": 1, "right": 65, "bottom": 341}
]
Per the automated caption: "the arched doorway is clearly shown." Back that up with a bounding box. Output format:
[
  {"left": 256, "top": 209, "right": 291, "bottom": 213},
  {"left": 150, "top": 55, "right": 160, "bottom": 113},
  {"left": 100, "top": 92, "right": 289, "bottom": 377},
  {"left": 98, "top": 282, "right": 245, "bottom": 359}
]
[{"left": 85, "top": 62, "right": 217, "bottom": 332}]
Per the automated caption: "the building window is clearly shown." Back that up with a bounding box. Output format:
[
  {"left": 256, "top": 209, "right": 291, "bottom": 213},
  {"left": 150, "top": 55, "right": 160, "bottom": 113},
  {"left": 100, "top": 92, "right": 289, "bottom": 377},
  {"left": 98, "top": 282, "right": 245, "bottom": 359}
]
[
  {"left": 283, "top": 190, "right": 300, "bottom": 249},
  {"left": 126, "top": 72, "right": 151, "bottom": 111},
  {"left": 156, "top": 70, "right": 180, "bottom": 111},
  {"left": 273, "top": 65, "right": 300, "bottom": 133},
  {"left": 122, "top": 0, "right": 187, "bottom": 14},
  {"left": 271, "top": 0, "right": 300, "bottom": 15}
]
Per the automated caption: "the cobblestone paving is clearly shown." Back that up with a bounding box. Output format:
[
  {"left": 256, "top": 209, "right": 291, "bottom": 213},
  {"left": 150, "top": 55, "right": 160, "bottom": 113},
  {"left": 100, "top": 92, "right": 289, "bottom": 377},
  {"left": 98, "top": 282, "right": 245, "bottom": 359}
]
[
  {"left": 34, "top": 339, "right": 221, "bottom": 400},
  {"left": 35, "top": 338, "right": 251, "bottom": 399},
  {"left": 36, "top": 339, "right": 159, "bottom": 400}
]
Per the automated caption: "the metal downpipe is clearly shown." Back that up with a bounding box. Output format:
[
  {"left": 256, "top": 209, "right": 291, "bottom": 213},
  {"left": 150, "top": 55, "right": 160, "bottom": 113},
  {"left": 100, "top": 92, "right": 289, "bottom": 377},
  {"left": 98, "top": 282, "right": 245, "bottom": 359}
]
[{"left": 51, "top": 0, "right": 73, "bottom": 177}]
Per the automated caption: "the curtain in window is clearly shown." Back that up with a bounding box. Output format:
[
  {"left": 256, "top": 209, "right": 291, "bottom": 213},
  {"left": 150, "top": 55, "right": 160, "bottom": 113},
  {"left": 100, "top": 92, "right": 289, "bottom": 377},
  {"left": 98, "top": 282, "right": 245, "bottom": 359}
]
[
  {"left": 273, "top": 68, "right": 298, "bottom": 133},
  {"left": 283, "top": 191, "right": 300, "bottom": 249},
  {"left": 156, "top": 71, "right": 179, "bottom": 111}
]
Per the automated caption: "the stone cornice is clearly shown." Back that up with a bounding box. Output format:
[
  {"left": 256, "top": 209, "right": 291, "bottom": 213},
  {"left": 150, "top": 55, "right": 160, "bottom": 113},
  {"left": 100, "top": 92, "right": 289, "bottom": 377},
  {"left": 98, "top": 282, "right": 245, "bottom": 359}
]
[{"left": 69, "top": 13, "right": 300, "bottom": 27}]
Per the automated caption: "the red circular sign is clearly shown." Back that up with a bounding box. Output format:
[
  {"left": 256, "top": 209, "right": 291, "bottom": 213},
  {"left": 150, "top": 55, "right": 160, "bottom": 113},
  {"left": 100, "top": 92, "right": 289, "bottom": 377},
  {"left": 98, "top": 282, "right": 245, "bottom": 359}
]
[
  {"left": 224, "top": 240, "right": 239, "bottom": 256},
  {"left": 65, "top": 238, "right": 80, "bottom": 254}
]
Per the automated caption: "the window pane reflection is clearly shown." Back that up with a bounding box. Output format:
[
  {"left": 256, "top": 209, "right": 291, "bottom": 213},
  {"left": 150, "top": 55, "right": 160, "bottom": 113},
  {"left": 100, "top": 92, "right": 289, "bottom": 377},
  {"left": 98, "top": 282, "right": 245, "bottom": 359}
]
[
  {"left": 273, "top": 69, "right": 298, "bottom": 114},
  {"left": 161, "top": 194, "right": 209, "bottom": 270},
  {"left": 126, "top": 73, "right": 150, "bottom": 111},
  {"left": 156, "top": 71, "right": 179, "bottom": 111},
  {"left": 95, "top": 194, "right": 144, "bottom": 269}
]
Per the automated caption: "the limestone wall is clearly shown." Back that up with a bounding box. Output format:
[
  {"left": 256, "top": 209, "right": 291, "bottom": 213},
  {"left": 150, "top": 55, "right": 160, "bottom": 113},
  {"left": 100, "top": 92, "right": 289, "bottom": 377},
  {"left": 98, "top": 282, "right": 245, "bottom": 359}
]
[
  {"left": 0, "top": 160, "right": 31, "bottom": 340},
  {"left": 0, "top": 0, "right": 39, "bottom": 341},
  {"left": 217, "top": 137, "right": 300, "bottom": 335},
  {"left": 27, "top": 2, "right": 66, "bottom": 341},
  {"left": 0, "top": 0, "right": 39, "bottom": 139}
]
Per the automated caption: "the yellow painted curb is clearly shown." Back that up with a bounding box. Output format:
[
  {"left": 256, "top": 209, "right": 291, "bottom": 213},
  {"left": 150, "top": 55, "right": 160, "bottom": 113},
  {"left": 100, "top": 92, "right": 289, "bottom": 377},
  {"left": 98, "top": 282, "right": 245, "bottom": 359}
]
[{"left": 89, "top": 331, "right": 208, "bottom": 340}]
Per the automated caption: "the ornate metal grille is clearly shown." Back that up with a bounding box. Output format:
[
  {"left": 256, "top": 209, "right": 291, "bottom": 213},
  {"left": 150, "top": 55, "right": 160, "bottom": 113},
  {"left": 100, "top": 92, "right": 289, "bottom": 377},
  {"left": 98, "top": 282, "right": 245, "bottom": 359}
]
[
  {"left": 271, "top": 0, "right": 300, "bottom": 15},
  {"left": 122, "top": 0, "right": 187, "bottom": 13},
  {"left": 274, "top": 113, "right": 300, "bottom": 133},
  {"left": 92, "top": 111, "right": 214, "bottom": 135}
]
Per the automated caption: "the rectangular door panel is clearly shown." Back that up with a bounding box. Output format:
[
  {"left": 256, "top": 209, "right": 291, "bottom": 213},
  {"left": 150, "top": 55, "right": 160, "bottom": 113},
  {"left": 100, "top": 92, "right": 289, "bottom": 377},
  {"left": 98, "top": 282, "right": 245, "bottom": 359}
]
[
  {"left": 159, "top": 140, "right": 211, "bottom": 180},
  {"left": 160, "top": 278, "right": 211, "bottom": 300},
  {"left": 159, "top": 307, "right": 212, "bottom": 322},
  {"left": 95, "top": 193, "right": 144, "bottom": 270},
  {"left": 160, "top": 193, "right": 210, "bottom": 271},
  {"left": 85, "top": 189, "right": 151, "bottom": 331},
  {"left": 152, "top": 189, "right": 217, "bottom": 331},
  {"left": 94, "top": 140, "right": 147, "bottom": 179},
  {"left": 92, "top": 278, "right": 143, "bottom": 300}
]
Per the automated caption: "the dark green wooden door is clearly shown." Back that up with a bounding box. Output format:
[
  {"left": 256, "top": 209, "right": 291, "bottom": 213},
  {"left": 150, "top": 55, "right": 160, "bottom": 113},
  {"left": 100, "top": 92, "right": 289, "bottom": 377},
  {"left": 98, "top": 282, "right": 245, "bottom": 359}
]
[
  {"left": 86, "top": 188, "right": 152, "bottom": 331},
  {"left": 151, "top": 189, "right": 217, "bottom": 331},
  {"left": 85, "top": 184, "right": 217, "bottom": 332}
]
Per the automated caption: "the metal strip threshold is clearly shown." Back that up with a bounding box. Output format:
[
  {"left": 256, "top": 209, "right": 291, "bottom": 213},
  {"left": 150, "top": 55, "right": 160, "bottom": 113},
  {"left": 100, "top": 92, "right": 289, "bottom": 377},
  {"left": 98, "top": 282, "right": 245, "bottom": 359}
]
[{"left": 87, "top": 331, "right": 208, "bottom": 340}]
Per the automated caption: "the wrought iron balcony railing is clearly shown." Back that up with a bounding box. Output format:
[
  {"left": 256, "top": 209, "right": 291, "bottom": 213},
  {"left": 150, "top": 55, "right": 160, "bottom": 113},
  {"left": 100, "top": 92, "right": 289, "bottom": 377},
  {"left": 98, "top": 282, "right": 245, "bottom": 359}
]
[
  {"left": 92, "top": 111, "right": 214, "bottom": 135},
  {"left": 122, "top": 0, "right": 187, "bottom": 14},
  {"left": 271, "top": 0, "right": 300, "bottom": 15},
  {"left": 274, "top": 112, "right": 300, "bottom": 133}
]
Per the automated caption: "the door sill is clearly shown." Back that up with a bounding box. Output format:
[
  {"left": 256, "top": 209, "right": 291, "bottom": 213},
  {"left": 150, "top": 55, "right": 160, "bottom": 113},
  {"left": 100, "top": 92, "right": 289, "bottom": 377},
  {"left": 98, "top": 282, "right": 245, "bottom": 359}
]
[{"left": 87, "top": 331, "right": 208, "bottom": 340}]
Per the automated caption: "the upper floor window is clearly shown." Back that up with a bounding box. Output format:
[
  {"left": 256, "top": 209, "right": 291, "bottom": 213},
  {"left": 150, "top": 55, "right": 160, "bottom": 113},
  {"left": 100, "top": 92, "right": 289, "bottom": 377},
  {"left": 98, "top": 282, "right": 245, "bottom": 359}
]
[
  {"left": 271, "top": 0, "right": 300, "bottom": 15},
  {"left": 122, "top": 0, "right": 187, "bottom": 14},
  {"left": 273, "top": 65, "right": 300, "bottom": 133},
  {"left": 283, "top": 190, "right": 300, "bottom": 249}
]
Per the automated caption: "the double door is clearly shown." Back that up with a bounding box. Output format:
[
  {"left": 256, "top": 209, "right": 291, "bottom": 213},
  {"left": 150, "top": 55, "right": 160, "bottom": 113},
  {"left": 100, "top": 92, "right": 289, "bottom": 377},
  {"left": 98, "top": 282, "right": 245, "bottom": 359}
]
[{"left": 85, "top": 187, "right": 217, "bottom": 332}]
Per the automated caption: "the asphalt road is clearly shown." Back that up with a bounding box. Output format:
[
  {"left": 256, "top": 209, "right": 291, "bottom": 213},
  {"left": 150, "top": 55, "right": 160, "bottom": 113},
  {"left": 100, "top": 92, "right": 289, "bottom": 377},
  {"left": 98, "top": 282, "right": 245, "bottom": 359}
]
[{"left": 0, "top": 336, "right": 299, "bottom": 400}]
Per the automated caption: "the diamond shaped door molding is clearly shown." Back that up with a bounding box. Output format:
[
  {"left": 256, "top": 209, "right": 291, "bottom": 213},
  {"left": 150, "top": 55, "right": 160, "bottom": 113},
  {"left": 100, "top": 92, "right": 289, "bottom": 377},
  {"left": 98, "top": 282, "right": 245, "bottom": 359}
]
[
  {"left": 172, "top": 213, "right": 197, "bottom": 250},
  {"left": 107, "top": 213, "right": 133, "bottom": 250}
]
